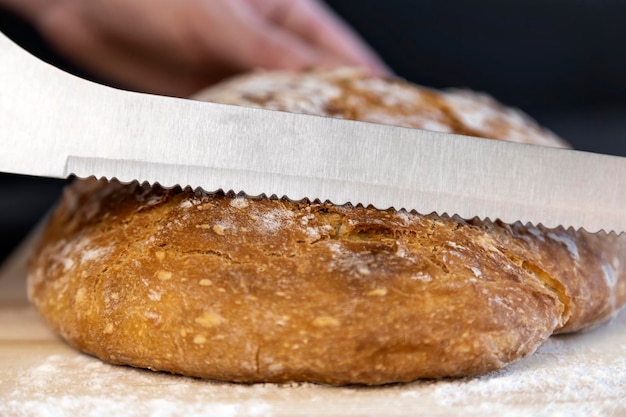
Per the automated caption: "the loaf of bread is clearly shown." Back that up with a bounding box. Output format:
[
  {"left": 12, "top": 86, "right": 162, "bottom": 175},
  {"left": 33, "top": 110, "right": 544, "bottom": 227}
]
[{"left": 28, "top": 68, "right": 626, "bottom": 385}]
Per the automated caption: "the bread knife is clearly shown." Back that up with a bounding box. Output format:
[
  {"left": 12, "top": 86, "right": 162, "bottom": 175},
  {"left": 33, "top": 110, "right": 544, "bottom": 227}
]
[{"left": 1, "top": 31, "right": 624, "bottom": 234}]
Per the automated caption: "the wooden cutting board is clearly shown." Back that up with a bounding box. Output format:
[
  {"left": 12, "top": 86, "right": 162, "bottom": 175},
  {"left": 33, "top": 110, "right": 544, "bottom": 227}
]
[{"left": 1, "top": 233, "right": 625, "bottom": 417}]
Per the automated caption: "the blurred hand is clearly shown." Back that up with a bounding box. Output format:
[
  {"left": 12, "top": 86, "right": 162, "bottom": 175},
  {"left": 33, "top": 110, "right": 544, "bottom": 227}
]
[{"left": 11, "top": 0, "right": 388, "bottom": 96}]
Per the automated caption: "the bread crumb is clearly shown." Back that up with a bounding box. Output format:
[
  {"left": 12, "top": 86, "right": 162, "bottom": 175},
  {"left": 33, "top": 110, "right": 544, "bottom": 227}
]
[
  {"left": 156, "top": 270, "right": 173, "bottom": 281},
  {"left": 75, "top": 287, "right": 86, "bottom": 304},
  {"left": 104, "top": 323, "right": 114, "bottom": 334},
  {"left": 195, "top": 311, "right": 225, "bottom": 328},
  {"left": 312, "top": 316, "right": 340, "bottom": 328},
  {"left": 395, "top": 241, "right": 408, "bottom": 258},
  {"left": 268, "top": 363, "right": 284, "bottom": 373},
  {"left": 199, "top": 279, "right": 212, "bottom": 287},
  {"left": 155, "top": 251, "right": 166, "bottom": 261},
  {"left": 147, "top": 289, "right": 162, "bottom": 301},
  {"left": 358, "top": 266, "right": 371, "bottom": 276},
  {"left": 193, "top": 335, "right": 207, "bottom": 344},
  {"left": 213, "top": 225, "right": 225, "bottom": 235},
  {"left": 144, "top": 311, "right": 161, "bottom": 324},
  {"left": 367, "top": 288, "right": 388, "bottom": 297}
]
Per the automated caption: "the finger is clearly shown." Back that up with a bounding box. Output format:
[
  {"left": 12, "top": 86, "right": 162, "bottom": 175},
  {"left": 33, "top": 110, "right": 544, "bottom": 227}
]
[
  {"left": 255, "top": 0, "right": 391, "bottom": 74},
  {"left": 191, "top": 2, "right": 329, "bottom": 71},
  {"left": 37, "top": 5, "right": 221, "bottom": 96}
]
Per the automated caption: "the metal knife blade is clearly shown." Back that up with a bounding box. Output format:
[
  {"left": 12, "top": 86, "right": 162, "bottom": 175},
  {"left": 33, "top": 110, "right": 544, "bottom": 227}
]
[{"left": 1, "top": 31, "right": 624, "bottom": 234}]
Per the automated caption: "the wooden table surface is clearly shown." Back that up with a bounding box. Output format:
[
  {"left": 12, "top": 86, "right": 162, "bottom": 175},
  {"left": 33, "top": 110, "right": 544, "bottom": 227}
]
[{"left": 1, "top": 233, "right": 625, "bottom": 417}]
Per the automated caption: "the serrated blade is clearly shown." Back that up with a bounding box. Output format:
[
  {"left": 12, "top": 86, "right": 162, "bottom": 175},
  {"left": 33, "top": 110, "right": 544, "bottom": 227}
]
[{"left": 1, "top": 31, "right": 624, "bottom": 233}]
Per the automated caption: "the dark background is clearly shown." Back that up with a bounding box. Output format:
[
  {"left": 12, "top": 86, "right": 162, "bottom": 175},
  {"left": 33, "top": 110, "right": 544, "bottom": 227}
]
[{"left": 1, "top": 1, "right": 625, "bottom": 262}]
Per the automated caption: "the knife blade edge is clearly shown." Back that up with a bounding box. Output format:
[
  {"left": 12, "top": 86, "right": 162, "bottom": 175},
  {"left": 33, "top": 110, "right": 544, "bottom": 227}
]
[{"left": 65, "top": 155, "right": 622, "bottom": 235}]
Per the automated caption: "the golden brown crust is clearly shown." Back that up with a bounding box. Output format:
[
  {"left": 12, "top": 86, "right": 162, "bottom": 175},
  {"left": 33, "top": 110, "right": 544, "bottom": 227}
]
[
  {"left": 28, "top": 68, "right": 626, "bottom": 385},
  {"left": 471, "top": 221, "right": 626, "bottom": 333}
]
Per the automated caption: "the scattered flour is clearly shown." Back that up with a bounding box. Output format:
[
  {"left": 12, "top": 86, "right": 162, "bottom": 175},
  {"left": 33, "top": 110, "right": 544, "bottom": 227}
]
[
  {"left": 80, "top": 247, "right": 113, "bottom": 263},
  {"left": 54, "top": 236, "right": 113, "bottom": 273},
  {"left": 2, "top": 355, "right": 273, "bottom": 417},
  {"left": 470, "top": 267, "right": 483, "bottom": 278},
  {"left": 252, "top": 208, "right": 295, "bottom": 234},
  {"left": 229, "top": 197, "right": 249, "bottom": 209},
  {"left": 2, "top": 310, "right": 625, "bottom": 417},
  {"left": 178, "top": 200, "right": 194, "bottom": 209}
]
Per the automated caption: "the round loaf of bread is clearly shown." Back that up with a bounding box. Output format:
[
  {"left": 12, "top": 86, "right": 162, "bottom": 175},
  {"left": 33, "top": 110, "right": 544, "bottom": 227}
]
[{"left": 28, "top": 68, "right": 626, "bottom": 385}]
